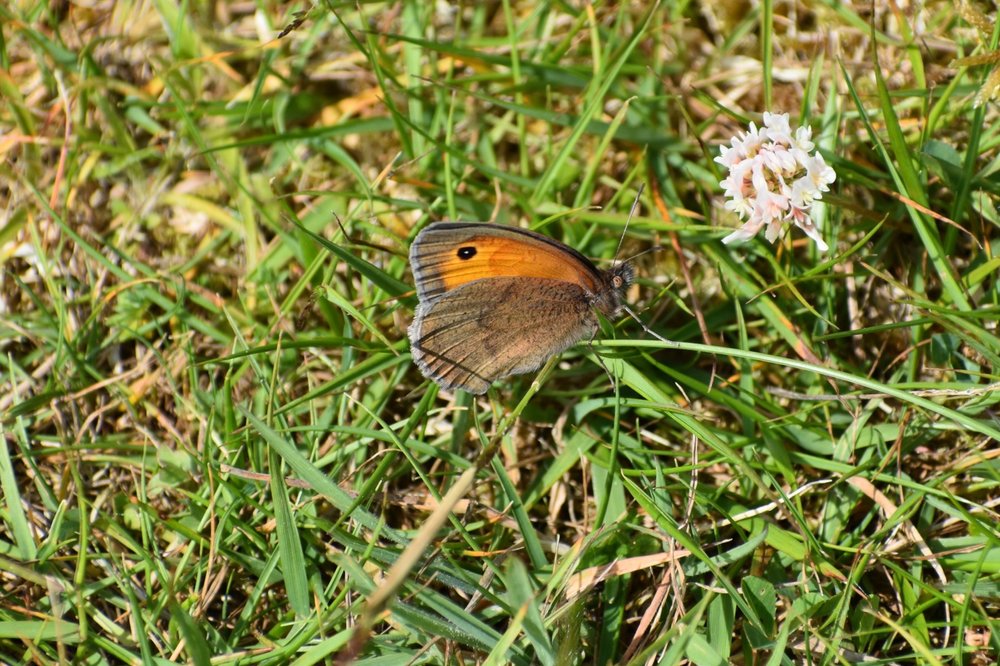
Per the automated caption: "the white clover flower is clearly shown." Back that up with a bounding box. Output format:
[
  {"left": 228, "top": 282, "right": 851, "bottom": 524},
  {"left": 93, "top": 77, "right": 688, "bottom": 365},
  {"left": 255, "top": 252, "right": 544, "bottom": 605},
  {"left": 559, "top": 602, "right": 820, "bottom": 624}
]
[{"left": 716, "top": 112, "right": 836, "bottom": 252}]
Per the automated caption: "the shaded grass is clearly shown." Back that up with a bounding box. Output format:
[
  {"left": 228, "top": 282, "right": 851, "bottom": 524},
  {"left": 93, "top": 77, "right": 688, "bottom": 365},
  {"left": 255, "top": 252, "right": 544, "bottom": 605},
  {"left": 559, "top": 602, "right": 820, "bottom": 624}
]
[{"left": 1, "top": 1, "right": 999, "bottom": 665}]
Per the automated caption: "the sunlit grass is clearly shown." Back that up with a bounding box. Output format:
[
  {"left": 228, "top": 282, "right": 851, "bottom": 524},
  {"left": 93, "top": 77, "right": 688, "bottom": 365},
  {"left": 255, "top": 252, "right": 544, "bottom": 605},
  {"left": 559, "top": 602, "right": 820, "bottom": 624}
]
[{"left": 1, "top": 1, "right": 998, "bottom": 664}]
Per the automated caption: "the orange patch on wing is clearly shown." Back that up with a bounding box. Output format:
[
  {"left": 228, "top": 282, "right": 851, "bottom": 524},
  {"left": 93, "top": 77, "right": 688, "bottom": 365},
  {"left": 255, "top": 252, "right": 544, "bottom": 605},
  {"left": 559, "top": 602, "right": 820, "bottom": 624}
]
[{"left": 436, "top": 235, "right": 599, "bottom": 292}]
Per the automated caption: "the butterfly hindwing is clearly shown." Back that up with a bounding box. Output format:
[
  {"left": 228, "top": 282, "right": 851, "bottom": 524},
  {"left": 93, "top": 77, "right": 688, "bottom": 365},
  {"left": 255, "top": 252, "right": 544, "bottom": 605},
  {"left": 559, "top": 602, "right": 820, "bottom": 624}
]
[{"left": 409, "top": 277, "right": 598, "bottom": 394}]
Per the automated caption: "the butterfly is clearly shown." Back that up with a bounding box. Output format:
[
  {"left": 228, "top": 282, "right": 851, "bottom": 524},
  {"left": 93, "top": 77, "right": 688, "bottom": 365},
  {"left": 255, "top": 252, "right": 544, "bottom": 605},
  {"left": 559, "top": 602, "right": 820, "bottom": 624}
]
[{"left": 408, "top": 222, "right": 633, "bottom": 394}]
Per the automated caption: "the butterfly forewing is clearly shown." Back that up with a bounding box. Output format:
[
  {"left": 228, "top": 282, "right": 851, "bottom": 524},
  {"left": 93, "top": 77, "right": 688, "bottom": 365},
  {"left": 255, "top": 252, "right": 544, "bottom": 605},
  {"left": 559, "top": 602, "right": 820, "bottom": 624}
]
[{"left": 410, "top": 223, "right": 605, "bottom": 300}]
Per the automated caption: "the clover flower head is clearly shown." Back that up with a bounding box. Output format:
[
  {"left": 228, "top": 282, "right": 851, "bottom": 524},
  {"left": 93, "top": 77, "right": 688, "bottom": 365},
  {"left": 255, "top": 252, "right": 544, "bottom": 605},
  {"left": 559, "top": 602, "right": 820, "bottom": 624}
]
[{"left": 715, "top": 112, "right": 836, "bottom": 251}]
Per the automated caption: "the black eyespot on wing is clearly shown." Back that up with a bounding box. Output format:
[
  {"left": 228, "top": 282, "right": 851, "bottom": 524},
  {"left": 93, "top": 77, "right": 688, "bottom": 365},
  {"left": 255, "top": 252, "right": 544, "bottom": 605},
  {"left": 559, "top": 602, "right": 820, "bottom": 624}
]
[{"left": 457, "top": 246, "right": 477, "bottom": 260}]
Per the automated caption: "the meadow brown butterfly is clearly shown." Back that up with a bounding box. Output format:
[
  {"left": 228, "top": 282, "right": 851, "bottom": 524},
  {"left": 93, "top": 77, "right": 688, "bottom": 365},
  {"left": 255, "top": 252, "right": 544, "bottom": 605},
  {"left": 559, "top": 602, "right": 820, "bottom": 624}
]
[{"left": 408, "top": 222, "right": 634, "bottom": 394}]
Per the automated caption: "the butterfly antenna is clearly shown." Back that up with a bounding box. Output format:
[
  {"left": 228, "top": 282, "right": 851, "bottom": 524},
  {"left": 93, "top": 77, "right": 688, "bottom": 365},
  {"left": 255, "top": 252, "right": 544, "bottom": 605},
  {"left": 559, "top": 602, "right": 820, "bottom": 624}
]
[
  {"left": 614, "top": 183, "right": 644, "bottom": 266},
  {"left": 621, "top": 244, "right": 666, "bottom": 264}
]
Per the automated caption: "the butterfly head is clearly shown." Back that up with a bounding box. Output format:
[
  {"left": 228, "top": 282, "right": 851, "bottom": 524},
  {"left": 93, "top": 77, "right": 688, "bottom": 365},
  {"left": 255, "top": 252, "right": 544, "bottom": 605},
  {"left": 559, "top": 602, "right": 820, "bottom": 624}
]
[{"left": 590, "top": 261, "right": 633, "bottom": 318}]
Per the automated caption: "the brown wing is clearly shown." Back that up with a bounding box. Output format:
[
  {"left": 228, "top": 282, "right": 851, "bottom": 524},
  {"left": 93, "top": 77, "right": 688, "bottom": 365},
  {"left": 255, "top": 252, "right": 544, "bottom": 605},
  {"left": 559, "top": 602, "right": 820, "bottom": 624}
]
[
  {"left": 409, "top": 222, "right": 604, "bottom": 301},
  {"left": 408, "top": 277, "right": 599, "bottom": 394}
]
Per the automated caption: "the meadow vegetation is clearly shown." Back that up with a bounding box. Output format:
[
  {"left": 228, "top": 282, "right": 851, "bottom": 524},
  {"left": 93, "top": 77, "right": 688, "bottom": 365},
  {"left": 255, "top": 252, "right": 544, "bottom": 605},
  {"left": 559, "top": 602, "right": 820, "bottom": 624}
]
[{"left": 1, "top": 1, "right": 998, "bottom": 664}]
